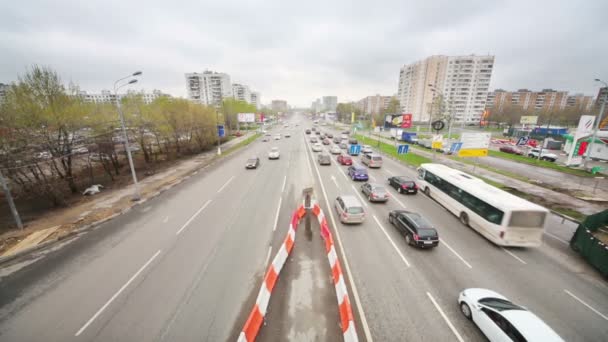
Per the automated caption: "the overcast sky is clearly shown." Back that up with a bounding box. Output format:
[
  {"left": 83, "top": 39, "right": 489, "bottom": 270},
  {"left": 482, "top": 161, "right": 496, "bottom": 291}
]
[{"left": 1, "top": 0, "right": 607, "bottom": 107}]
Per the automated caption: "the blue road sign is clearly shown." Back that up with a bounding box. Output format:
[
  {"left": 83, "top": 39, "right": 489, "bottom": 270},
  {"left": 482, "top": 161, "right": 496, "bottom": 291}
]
[
  {"left": 397, "top": 144, "right": 409, "bottom": 155},
  {"left": 450, "top": 142, "right": 463, "bottom": 154},
  {"left": 516, "top": 136, "right": 529, "bottom": 146},
  {"left": 217, "top": 125, "right": 225, "bottom": 137},
  {"left": 349, "top": 144, "right": 361, "bottom": 155}
]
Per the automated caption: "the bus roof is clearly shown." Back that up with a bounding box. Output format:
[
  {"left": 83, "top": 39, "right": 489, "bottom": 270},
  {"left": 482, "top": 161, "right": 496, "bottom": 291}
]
[{"left": 420, "top": 163, "right": 549, "bottom": 212}]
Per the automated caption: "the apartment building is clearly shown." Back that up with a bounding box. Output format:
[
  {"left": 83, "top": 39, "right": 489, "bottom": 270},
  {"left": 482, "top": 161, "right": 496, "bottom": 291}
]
[
  {"left": 322, "top": 96, "right": 338, "bottom": 111},
  {"left": 398, "top": 55, "right": 494, "bottom": 123},
  {"left": 185, "top": 71, "right": 232, "bottom": 106},
  {"left": 357, "top": 94, "right": 394, "bottom": 114},
  {"left": 0, "top": 83, "right": 9, "bottom": 103},
  {"left": 79, "top": 89, "right": 170, "bottom": 105},
  {"left": 487, "top": 89, "right": 570, "bottom": 112},
  {"left": 250, "top": 92, "right": 261, "bottom": 109},
  {"left": 232, "top": 83, "right": 251, "bottom": 103},
  {"left": 311, "top": 98, "right": 323, "bottom": 113},
  {"left": 566, "top": 94, "right": 595, "bottom": 112},
  {"left": 271, "top": 100, "right": 288, "bottom": 112}
]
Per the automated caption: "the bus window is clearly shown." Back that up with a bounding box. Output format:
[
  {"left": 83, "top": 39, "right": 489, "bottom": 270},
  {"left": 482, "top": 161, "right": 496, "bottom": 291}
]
[{"left": 509, "top": 211, "right": 546, "bottom": 228}]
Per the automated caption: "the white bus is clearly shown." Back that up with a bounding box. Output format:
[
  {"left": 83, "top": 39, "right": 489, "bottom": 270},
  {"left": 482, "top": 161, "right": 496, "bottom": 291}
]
[{"left": 416, "top": 163, "right": 548, "bottom": 247}]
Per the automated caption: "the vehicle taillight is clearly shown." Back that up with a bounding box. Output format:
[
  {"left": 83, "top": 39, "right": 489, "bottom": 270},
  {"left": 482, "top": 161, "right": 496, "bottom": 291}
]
[
  {"left": 499, "top": 231, "right": 505, "bottom": 239},
  {"left": 413, "top": 233, "right": 419, "bottom": 241},
  {"left": 401, "top": 184, "right": 407, "bottom": 189},
  {"left": 414, "top": 185, "right": 419, "bottom": 190}
]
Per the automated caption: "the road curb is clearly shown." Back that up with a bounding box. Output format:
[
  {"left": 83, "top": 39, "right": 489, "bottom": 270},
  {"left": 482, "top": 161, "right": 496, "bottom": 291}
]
[{"left": 0, "top": 133, "right": 259, "bottom": 268}]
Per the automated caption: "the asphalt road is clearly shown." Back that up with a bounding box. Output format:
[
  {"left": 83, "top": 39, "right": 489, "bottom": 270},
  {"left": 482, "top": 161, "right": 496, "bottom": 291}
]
[{"left": 305, "top": 122, "right": 608, "bottom": 341}]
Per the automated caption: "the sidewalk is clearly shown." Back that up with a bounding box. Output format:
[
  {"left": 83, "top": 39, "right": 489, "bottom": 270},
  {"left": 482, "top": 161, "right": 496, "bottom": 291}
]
[{"left": 0, "top": 132, "right": 257, "bottom": 259}]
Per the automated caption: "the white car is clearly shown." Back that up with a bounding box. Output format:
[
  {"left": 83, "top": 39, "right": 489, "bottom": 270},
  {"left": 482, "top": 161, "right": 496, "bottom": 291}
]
[
  {"left": 311, "top": 143, "right": 323, "bottom": 152},
  {"left": 361, "top": 145, "right": 373, "bottom": 154},
  {"left": 268, "top": 147, "right": 280, "bottom": 160},
  {"left": 527, "top": 148, "right": 557, "bottom": 162},
  {"left": 274, "top": 134, "right": 281, "bottom": 140},
  {"left": 330, "top": 145, "right": 342, "bottom": 154},
  {"left": 458, "top": 288, "right": 563, "bottom": 342}
]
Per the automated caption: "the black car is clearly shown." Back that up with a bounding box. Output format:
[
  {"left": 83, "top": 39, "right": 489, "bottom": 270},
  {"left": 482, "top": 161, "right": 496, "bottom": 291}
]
[
  {"left": 388, "top": 177, "right": 418, "bottom": 194},
  {"left": 388, "top": 210, "right": 439, "bottom": 248},
  {"left": 305, "top": 129, "right": 311, "bottom": 134},
  {"left": 317, "top": 153, "right": 331, "bottom": 165},
  {"left": 245, "top": 157, "right": 260, "bottom": 169},
  {"left": 360, "top": 183, "right": 389, "bottom": 202}
]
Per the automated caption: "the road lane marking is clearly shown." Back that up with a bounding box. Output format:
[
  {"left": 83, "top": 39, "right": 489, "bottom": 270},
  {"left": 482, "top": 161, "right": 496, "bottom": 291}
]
[
  {"left": 265, "top": 246, "right": 272, "bottom": 265},
  {"left": 338, "top": 167, "right": 349, "bottom": 180},
  {"left": 440, "top": 239, "right": 472, "bottom": 268},
  {"left": 216, "top": 175, "right": 235, "bottom": 193},
  {"left": 331, "top": 175, "right": 341, "bottom": 190},
  {"left": 368, "top": 174, "right": 377, "bottom": 181},
  {"left": 564, "top": 289, "right": 608, "bottom": 321},
  {"left": 351, "top": 184, "right": 369, "bottom": 207},
  {"left": 384, "top": 168, "right": 395, "bottom": 175},
  {"left": 281, "top": 175, "right": 287, "bottom": 192},
  {"left": 501, "top": 247, "right": 527, "bottom": 265},
  {"left": 304, "top": 142, "right": 314, "bottom": 178},
  {"left": 176, "top": 200, "right": 212, "bottom": 235},
  {"left": 272, "top": 197, "right": 283, "bottom": 232},
  {"left": 162, "top": 216, "right": 169, "bottom": 223},
  {"left": 75, "top": 250, "right": 162, "bottom": 336},
  {"left": 390, "top": 193, "right": 407, "bottom": 209},
  {"left": 306, "top": 138, "right": 373, "bottom": 342},
  {"left": 544, "top": 231, "right": 568, "bottom": 245},
  {"left": 372, "top": 215, "right": 411, "bottom": 268},
  {"left": 426, "top": 292, "right": 465, "bottom": 342}
]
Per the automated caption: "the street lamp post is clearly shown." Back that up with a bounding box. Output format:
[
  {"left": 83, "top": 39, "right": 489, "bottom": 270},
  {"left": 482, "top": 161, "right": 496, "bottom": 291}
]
[
  {"left": 114, "top": 71, "right": 142, "bottom": 201},
  {"left": 584, "top": 78, "right": 607, "bottom": 168}
]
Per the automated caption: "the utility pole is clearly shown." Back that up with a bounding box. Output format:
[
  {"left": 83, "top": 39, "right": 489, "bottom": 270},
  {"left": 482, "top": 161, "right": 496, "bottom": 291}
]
[
  {"left": 0, "top": 170, "right": 23, "bottom": 230},
  {"left": 584, "top": 80, "right": 607, "bottom": 168}
]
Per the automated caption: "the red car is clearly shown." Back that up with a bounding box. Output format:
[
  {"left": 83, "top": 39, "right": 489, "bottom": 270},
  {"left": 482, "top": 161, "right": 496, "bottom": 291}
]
[
  {"left": 337, "top": 154, "right": 353, "bottom": 165},
  {"left": 499, "top": 146, "right": 523, "bottom": 155}
]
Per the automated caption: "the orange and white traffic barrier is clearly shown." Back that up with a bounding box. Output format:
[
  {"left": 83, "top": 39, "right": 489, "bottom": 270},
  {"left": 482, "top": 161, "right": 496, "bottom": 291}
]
[
  {"left": 238, "top": 206, "right": 306, "bottom": 342},
  {"left": 312, "top": 200, "right": 359, "bottom": 342}
]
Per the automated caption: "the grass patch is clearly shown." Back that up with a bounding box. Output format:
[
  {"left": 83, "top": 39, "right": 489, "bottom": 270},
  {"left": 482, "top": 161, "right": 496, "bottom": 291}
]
[
  {"left": 223, "top": 133, "right": 261, "bottom": 155},
  {"left": 487, "top": 150, "right": 596, "bottom": 178},
  {"left": 355, "top": 134, "right": 431, "bottom": 167},
  {"left": 451, "top": 156, "right": 531, "bottom": 183}
]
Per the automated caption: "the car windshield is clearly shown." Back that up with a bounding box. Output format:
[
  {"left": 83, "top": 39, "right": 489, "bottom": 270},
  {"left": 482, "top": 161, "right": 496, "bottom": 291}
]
[{"left": 479, "top": 298, "right": 524, "bottom": 312}]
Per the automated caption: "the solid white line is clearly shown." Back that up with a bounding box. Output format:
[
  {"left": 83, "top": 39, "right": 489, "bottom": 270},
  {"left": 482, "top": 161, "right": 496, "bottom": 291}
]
[
  {"left": 304, "top": 143, "right": 314, "bottom": 178},
  {"left": 368, "top": 174, "right": 377, "bottom": 182},
  {"left": 440, "top": 239, "right": 473, "bottom": 268},
  {"left": 426, "top": 292, "right": 465, "bottom": 342},
  {"left": 272, "top": 197, "right": 283, "bottom": 232},
  {"left": 216, "top": 175, "right": 235, "bottom": 193},
  {"left": 75, "top": 250, "right": 162, "bottom": 336},
  {"left": 384, "top": 168, "right": 395, "bottom": 176},
  {"left": 390, "top": 193, "right": 407, "bottom": 209},
  {"left": 544, "top": 231, "right": 568, "bottom": 245},
  {"left": 176, "top": 200, "right": 212, "bottom": 235},
  {"left": 162, "top": 216, "right": 169, "bottom": 223},
  {"left": 331, "top": 176, "right": 341, "bottom": 190},
  {"left": 265, "top": 246, "right": 272, "bottom": 265},
  {"left": 306, "top": 137, "right": 374, "bottom": 342},
  {"left": 372, "top": 215, "right": 411, "bottom": 267},
  {"left": 351, "top": 184, "right": 369, "bottom": 207},
  {"left": 338, "top": 167, "right": 349, "bottom": 180},
  {"left": 564, "top": 289, "right": 608, "bottom": 321},
  {"left": 501, "top": 247, "right": 527, "bottom": 265},
  {"left": 281, "top": 175, "right": 287, "bottom": 192}
]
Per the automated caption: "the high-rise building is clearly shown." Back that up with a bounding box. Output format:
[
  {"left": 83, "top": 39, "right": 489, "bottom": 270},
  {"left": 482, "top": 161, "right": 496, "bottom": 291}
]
[
  {"left": 78, "top": 89, "right": 170, "bottom": 105},
  {"left": 566, "top": 94, "right": 595, "bottom": 112},
  {"left": 250, "top": 92, "right": 261, "bottom": 109},
  {"left": 271, "top": 100, "right": 288, "bottom": 112},
  {"left": 311, "top": 98, "right": 323, "bottom": 113},
  {"left": 185, "top": 71, "right": 232, "bottom": 106},
  {"left": 486, "top": 89, "right": 570, "bottom": 112},
  {"left": 357, "top": 95, "right": 394, "bottom": 115},
  {"left": 232, "top": 83, "right": 251, "bottom": 103},
  {"left": 398, "top": 55, "right": 494, "bottom": 123},
  {"left": 322, "top": 96, "right": 338, "bottom": 111},
  {"left": 0, "top": 83, "right": 9, "bottom": 103}
]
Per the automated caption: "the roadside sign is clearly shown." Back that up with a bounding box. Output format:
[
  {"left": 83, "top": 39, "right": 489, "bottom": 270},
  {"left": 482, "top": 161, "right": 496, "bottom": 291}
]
[
  {"left": 431, "top": 134, "right": 443, "bottom": 149},
  {"left": 397, "top": 145, "right": 409, "bottom": 155},
  {"left": 520, "top": 116, "right": 538, "bottom": 125},
  {"left": 516, "top": 136, "right": 530, "bottom": 146},
  {"left": 349, "top": 144, "right": 361, "bottom": 155},
  {"left": 458, "top": 132, "right": 491, "bottom": 157},
  {"left": 458, "top": 149, "right": 488, "bottom": 157},
  {"left": 217, "top": 125, "right": 225, "bottom": 137},
  {"left": 449, "top": 142, "right": 463, "bottom": 154}
]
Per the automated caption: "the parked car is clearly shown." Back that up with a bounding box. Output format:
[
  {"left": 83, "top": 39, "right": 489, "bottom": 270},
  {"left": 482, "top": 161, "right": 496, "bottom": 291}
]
[
  {"left": 361, "top": 145, "right": 373, "bottom": 154},
  {"left": 361, "top": 153, "right": 383, "bottom": 168},
  {"left": 305, "top": 129, "right": 311, "bottom": 134},
  {"left": 318, "top": 153, "right": 331, "bottom": 165},
  {"left": 334, "top": 195, "right": 365, "bottom": 224},
  {"left": 245, "top": 157, "right": 260, "bottom": 169},
  {"left": 330, "top": 145, "right": 342, "bottom": 154},
  {"left": 337, "top": 154, "right": 353, "bottom": 165},
  {"left": 361, "top": 183, "right": 389, "bottom": 202},
  {"left": 528, "top": 148, "right": 557, "bottom": 162},
  {"left": 499, "top": 146, "right": 523, "bottom": 155},
  {"left": 388, "top": 210, "right": 439, "bottom": 248},
  {"left": 388, "top": 176, "right": 418, "bottom": 194},
  {"left": 311, "top": 143, "right": 323, "bottom": 152},
  {"left": 268, "top": 147, "right": 280, "bottom": 160},
  {"left": 458, "top": 288, "right": 564, "bottom": 342},
  {"left": 322, "top": 138, "right": 331, "bottom": 145},
  {"left": 347, "top": 165, "right": 369, "bottom": 181}
]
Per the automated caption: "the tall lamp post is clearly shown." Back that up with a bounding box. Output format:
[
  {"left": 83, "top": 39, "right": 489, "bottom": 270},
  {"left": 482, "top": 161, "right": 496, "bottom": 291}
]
[
  {"left": 584, "top": 78, "right": 607, "bottom": 168},
  {"left": 114, "top": 71, "right": 142, "bottom": 201}
]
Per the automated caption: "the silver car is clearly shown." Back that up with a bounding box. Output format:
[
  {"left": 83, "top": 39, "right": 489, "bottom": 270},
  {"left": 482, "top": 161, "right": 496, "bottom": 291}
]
[{"left": 334, "top": 195, "right": 365, "bottom": 224}]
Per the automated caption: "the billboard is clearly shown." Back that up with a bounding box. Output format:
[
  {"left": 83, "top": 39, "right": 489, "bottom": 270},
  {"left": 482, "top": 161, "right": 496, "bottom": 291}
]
[
  {"left": 458, "top": 132, "right": 491, "bottom": 157},
  {"left": 520, "top": 116, "right": 538, "bottom": 125},
  {"left": 238, "top": 113, "right": 255, "bottom": 123},
  {"left": 384, "top": 114, "right": 412, "bottom": 128}
]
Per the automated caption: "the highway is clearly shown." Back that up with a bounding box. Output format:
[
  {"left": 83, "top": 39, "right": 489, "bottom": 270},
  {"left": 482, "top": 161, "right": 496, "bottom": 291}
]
[{"left": 0, "top": 114, "right": 606, "bottom": 341}]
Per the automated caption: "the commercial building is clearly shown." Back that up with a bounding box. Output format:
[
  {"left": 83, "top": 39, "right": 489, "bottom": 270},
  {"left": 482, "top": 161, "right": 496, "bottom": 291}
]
[
  {"left": 185, "top": 71, "right": 232, "bottom": 106},
  {"left": 0, "top": 83, "right": 9, "bottom": 103},
  {"left": 79, "top": 89, "right": 170, "bottom": 105},
  {"left": 397, "top": 55, "right": 494, "bottom": 123},
  {"left": 486, "top": 89, "right": 573, "bottom": 112},
  {"left": 271, "top": 100, "right": 288, "bottom": 112},
  {"left": 322, "top": 96, "right": 338, "bottom": 111},
  {"left": 356, "top": 94, "right": 394, "bottom": 115}
]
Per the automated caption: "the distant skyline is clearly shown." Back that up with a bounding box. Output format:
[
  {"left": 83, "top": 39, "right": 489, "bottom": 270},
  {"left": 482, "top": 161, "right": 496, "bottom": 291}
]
[{"left": 1, "top": 0, "right": 607, "bottom": 107}]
